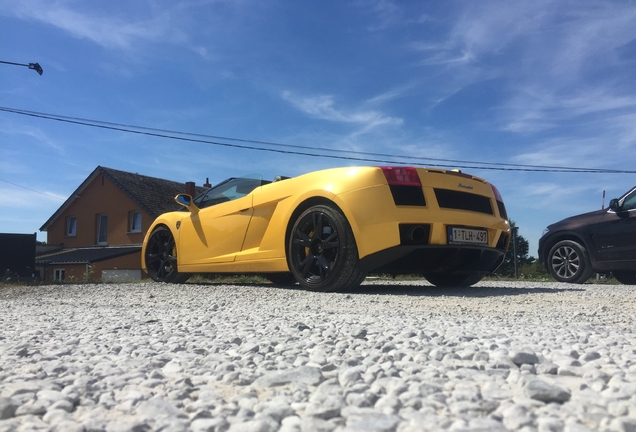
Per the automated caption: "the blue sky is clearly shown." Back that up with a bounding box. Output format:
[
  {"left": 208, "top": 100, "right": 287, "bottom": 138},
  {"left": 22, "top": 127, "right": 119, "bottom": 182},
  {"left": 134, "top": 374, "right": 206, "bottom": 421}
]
[{"left": 1, "top": 0, "right": 636, "bottom": 257}]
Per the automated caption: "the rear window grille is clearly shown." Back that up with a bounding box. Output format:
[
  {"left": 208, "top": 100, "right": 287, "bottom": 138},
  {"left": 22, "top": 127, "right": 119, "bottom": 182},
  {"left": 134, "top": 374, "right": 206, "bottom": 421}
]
[
  {"left": 389, "top": 185, "right": 426, "bottom": 206},
  {"left": 434, "top": 189, "right": 493, "bottom": 215},
  {"left": 497, "top": 201, "right": 508, "bottom": 220}
]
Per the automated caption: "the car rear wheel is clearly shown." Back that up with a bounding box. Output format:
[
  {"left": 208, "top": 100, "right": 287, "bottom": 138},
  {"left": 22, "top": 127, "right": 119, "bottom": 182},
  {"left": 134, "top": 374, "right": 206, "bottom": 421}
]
[
  {"left": 547, "top": 240, "right": 593, "bottom": 283},
  {"left": 288, "top": 204, "right": 366, "bottom": 292},
  {"left": 145, "top": 226, "right": 190, "bottom": 283},
  {"left": 424, "top": 273, "right": 484, "bottom": 287},
  {"left": 612, "top": 271, "right": 636, "bottom": 285}
]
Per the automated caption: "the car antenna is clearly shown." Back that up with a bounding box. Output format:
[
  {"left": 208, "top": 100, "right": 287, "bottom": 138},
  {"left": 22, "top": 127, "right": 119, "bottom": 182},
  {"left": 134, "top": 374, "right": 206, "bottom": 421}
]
[{"left": 602, "top": 190, "right": 605, "bottom": 209}]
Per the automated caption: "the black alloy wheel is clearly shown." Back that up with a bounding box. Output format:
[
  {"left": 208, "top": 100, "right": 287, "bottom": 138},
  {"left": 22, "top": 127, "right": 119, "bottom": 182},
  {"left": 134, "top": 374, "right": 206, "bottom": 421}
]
[
  {"left": 424, "top": 272, "right": 484, "bottom": 287},
  {"left": 145, "top": 226, "right": 190, "bottom": 283},
  {"left": 547, "top": 240, "right": 593, "bottom": 284},
  {"left": 288, "top": 204, "right": 365, "bottom": 292}
]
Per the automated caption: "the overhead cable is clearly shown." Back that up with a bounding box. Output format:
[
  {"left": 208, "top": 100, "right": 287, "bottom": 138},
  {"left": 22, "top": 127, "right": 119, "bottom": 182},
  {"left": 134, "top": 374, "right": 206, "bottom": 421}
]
[{"left": 1, "top": 106, "right": 634, "bottom": 174}]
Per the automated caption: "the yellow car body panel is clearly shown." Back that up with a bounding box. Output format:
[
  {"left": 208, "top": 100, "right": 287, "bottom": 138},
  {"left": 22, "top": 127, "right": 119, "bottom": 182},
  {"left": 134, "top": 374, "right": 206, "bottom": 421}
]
[
  {"left": 142, "top": 166, "right": 510, "bottom": 286},
  {"left": 178, "top": 195, "right": 254, "bottom": 265}
]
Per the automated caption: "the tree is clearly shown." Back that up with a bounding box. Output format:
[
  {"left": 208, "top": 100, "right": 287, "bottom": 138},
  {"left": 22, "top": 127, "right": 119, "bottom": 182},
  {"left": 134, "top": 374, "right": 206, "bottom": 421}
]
[{"left": 496, "top": 220, "right": 535, "bottom": 277}]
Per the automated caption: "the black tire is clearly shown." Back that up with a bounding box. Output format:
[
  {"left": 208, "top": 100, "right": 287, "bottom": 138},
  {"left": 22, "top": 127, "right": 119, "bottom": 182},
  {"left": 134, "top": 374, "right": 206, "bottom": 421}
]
[
  {"left": 266, "top": 272, "right": 298, "bottom": 286},
  {"left": 612, "top": 271, "right": 636, "bottom": 285},
  {"left": 424, "top": 273, "right": 484, "bottom": 287},
  {"left": 288, "top": 204, "right": 366, "bottom": 292},
  {"left": 547, "top": 240, "right": 593, "bottom": 284},
  {"left": 145, "top": 226, "right": 190, "bottom": 283}
]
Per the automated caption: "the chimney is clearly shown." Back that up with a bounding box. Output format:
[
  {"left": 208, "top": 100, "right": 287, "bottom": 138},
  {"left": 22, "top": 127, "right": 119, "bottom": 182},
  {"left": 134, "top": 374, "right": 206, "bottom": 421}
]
[
  {"left": 204, "top": 177, "right": 211, "bottom": 188},
  {"left": 185, "top": 181, "right": 196, "bottom": 196}
]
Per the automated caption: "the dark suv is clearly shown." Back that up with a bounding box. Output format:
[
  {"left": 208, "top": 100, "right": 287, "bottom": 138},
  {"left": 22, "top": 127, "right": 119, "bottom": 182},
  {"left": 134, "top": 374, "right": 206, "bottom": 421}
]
[{"left": 538, "top": 186, "right": 636, "bottom": 284}]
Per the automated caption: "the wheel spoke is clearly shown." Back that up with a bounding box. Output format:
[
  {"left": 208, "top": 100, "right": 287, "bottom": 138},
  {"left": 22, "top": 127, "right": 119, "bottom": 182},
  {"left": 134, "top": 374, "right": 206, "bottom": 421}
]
[
  {"left": 316, "top": 254, "right": 330, "bottom": 279},
  {"left": 312, "top": 212, "right": 323, "bottom": 239},
  {"left": 322, "top": 232, "right": 339, "bottom": 250},
  {"left": 299, "top": 255, "right": 315, "bottom": 278},
  {"left": 147, "top": 253, "right": 161, "bottom": 264},
  {"left": 293, "top": 229, "right": 312, "bottom": 247},
  {"left": 552, "top": 246, "right": 580, "bottom": 279},
  {"left": 157, "top": 259, "right": 167, "bottom": 278}
]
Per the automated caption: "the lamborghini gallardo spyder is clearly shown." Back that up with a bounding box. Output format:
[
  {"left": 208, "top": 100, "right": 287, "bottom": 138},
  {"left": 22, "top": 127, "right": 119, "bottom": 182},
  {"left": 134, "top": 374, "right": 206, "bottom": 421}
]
[{"left": 142, "top": 166, "right": 510, "bottom": 291}]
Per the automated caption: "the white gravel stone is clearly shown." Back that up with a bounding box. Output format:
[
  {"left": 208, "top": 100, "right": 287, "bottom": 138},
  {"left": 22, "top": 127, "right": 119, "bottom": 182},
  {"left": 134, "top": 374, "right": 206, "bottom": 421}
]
[{"left": 1, "top": 280, "right": 635, "bottom": 431}]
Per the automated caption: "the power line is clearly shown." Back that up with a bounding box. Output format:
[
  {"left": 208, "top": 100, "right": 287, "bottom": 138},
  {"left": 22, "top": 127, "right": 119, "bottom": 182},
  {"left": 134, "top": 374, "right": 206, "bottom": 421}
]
[{"left": 1, "top": 106, "right": 634, "bottom": 173}]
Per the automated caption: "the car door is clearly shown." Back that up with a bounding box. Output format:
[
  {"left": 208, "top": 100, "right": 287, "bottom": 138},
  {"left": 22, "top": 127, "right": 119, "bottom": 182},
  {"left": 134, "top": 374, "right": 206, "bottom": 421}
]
[
  {"left": 593, "top": 187, "right": 636, "bottom": 262},
  {"left": 178, "top": 176, "right": 260, "bottom": 265}
]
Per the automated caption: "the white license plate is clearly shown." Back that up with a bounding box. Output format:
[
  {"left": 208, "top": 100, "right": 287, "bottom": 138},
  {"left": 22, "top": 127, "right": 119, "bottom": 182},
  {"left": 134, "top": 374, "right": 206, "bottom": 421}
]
[{"left": 448, "top": 227, "right": 488, "bottom": 245}]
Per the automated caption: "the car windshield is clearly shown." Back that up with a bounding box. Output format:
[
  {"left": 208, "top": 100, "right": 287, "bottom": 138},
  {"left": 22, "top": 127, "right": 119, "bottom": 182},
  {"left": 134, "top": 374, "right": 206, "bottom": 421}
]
[{"left": 194, "top": 174, "right": 263, "bottom": 209}]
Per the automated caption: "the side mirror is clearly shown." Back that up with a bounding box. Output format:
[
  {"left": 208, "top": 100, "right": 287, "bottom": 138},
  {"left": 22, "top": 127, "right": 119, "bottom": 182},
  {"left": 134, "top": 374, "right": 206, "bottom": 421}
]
[
  {"left": 175, "top": 194, "right": 199, "bottom": 213},
  {"left": 609, "top": 198, "right": 621, "bottom": 211}
]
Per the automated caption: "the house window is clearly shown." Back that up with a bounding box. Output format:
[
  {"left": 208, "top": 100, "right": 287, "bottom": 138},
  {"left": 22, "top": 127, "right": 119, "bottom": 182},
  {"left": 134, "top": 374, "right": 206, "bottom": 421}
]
[
  {"left": 66, "top": 216, "right": 77, "bottom": 237},
  {"left": 129, "top": 211, "right": 142, "bottom": 233},
  {"left": 97, "top": 214, "right": 108, "bottom": 245},
  {"left": 53, "top": 268, "right": 65, "bottom": 281}
]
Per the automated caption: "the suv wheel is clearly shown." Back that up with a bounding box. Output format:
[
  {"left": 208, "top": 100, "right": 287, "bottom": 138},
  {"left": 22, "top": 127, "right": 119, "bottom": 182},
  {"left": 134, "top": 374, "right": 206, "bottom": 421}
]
[{"left": 547, "top": 240, "right": 593, "bottom": 284}]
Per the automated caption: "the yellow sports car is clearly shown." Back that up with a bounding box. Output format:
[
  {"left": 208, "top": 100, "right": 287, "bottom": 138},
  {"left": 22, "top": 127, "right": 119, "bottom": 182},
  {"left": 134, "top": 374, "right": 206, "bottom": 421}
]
[{"left": 142, "top": 166, "right": 510, "bottom": 291}]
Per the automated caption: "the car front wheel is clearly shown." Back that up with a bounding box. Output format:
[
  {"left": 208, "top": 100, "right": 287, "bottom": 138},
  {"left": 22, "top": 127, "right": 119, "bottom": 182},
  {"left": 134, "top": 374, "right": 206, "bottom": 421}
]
[
  {"left": 145, "top": 226, "right": 190, "bottom": 283},
  {"left": 612, "top": 270, "right": 636, "bottom": 285},
  {"left": 547, "top": 240, "right": 593, "bottom": 283},
  {"left": 288, "top": 204, "right": 366, "bottom": 292}
]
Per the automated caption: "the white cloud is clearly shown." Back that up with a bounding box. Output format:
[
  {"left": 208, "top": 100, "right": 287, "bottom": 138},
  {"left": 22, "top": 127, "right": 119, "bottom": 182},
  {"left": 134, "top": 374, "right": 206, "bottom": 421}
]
[
  {"left": 0, "top": 186, "right": 66, "bottom": 210},
  {"left": 512, "top": 137, "right": 615, "bottom": 169},
  {"left": 0, "top": 120, "right": 64, "bottom": 152},
  {"left": 354, "top": 0, "right": 404, "bottom": 31},
  {"left": 5, "top": 0, "right": 175, "bottom": 50},
  {"left": 364, "top": 85, "right": 414, "bottom": 105},
  {"left": 409, "top": 1, "right": 636, "bottom": 133},
  {"left": 281, "top": 91, "right": 403, "bottom": 131}
]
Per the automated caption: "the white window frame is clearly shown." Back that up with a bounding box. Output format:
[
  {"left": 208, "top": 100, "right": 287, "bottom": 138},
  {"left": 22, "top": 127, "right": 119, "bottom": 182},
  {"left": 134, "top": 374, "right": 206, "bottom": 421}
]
[
  {"left": 97, "top": 214, "right": 108, "bottom": 245},
  {"left": 53, "top": 268, "right": 65, "bottom": 281},
  {"left": 129, "top": 211, "right": 142, "bottom": 233},
  {"left": 66, "top": 216, "right": 77, "bottom": 237}
]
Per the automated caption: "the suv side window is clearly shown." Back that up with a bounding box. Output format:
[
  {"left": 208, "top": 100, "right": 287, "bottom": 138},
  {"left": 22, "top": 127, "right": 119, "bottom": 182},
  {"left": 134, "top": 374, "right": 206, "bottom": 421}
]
[{"left": 621, "top": 188, "right": 636, "bottom": 211}]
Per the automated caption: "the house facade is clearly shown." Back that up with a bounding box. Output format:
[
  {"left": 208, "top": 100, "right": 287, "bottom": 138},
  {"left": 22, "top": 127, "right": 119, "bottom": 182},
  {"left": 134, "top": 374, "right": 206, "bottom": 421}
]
[{"left": 37, "top": 166, "right": 208, "bottom": 282}]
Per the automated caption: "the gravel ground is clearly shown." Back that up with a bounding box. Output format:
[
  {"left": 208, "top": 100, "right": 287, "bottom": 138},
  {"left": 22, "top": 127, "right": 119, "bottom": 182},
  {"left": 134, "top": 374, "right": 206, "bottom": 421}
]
[{"left": 0, "top": 279, "right": 635, "bottom": 432}]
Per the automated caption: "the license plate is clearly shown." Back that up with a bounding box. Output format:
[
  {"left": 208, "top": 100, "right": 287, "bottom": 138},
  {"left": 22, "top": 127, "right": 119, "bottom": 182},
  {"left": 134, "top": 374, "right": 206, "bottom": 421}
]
[{"left": 448, "top": 227, "right": 488, "bottom": 245}]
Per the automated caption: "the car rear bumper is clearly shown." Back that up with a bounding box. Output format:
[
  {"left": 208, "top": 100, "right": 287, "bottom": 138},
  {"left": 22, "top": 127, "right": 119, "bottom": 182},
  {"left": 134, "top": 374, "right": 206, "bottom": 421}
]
[{"left": 360, "top": 244, "right": 506, "bottom": 275}]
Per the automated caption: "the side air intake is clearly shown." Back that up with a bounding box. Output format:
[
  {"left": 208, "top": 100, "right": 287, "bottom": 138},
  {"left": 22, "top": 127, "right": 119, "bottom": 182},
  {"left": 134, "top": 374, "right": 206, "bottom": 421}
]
[{"left": 434, "top": 189, "right": 493, "bottom": 215}]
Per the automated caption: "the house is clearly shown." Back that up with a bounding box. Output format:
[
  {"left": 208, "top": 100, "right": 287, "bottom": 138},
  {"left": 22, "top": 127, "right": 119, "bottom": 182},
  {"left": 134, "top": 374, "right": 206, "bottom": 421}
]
[{"left": 37, "top": 166, "right": 209, "bottom": 282}]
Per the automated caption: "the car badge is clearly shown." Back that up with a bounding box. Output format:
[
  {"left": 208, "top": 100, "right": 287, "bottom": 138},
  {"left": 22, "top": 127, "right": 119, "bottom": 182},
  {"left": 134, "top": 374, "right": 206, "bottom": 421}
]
[{"left": 458, "top": 183, "right": 473, "bottom": 190}]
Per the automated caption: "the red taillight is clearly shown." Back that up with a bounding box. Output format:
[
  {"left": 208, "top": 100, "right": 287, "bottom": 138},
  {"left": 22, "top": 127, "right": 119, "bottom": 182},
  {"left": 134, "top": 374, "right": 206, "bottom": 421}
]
[
  {"left": 381, "top": 166, "right": 421, "bottom": 186},
  {"left": 491, "top": 184, "right": 503, "bottom": 202}
]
